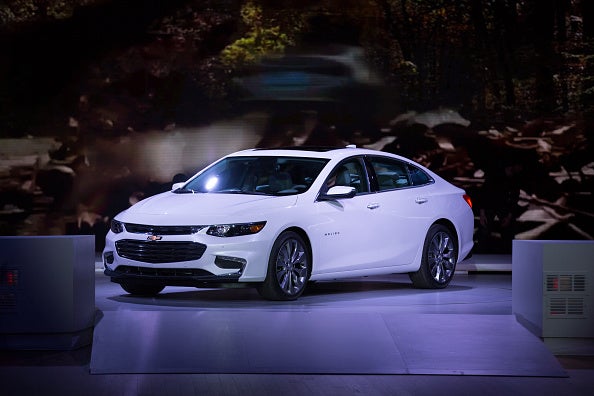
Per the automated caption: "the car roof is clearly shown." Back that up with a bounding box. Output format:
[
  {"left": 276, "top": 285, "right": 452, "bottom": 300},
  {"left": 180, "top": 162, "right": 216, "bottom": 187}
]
[{"left": 229, "top": 146, "right": 394, "bottom": 160}]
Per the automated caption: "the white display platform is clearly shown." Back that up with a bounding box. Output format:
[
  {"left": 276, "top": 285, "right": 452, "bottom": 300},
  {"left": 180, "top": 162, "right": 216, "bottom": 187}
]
[
  {"left": 91, "top": 311, "right": 566, "bottom": 377},
  {"left": 512, "top": 240, "right": 594, "bottom": 339},
  {"left": 0, "top": 235, "right": 96, "bottom": 350},
  {"left": 457, "top": 254, "right": 512, "bottom": 272}
]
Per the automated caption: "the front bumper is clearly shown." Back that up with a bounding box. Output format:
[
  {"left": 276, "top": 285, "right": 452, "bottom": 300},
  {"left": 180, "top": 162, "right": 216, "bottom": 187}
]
[
  {"left": 103, "top": 228, "right": 271, "bottom": 286},
  {"left": 104, "top": 265, "right": 242, "bottom": 287}
]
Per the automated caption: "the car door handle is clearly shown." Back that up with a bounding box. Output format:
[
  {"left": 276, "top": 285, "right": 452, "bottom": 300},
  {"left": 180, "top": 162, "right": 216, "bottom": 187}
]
[
  {"left": 367, "top": 203, "right": 380, "bottom": 210},
  {"left": 415, "top": 197, "right": 428, "bottom": 204}
]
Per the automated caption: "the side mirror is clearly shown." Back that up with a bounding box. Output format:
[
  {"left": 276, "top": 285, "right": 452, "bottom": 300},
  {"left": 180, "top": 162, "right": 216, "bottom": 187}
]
[
  {"left": 318, "top": 186, "right": 356, "bottom": 201},
  {"left": 172, "top": 182, "right": 185, "bottom": 191}
]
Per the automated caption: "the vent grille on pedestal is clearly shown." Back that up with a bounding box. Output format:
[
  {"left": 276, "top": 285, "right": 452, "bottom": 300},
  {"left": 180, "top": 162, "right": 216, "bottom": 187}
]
[
  {"left": 0, "top": 293, "right": 17, "bottom": 313},
  {"left": 545, "top": 272, "right": 588, "bottom": 319},
  {"left": 546, "top": 274, "right": 586, "bottom": 292},
  {"left": 547, "top": 297, "right": 585, "bottom": 317}
]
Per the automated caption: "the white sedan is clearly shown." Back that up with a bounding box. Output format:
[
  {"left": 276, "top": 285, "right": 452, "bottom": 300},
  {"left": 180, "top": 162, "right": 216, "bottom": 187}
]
[{"left": 103, "top": 146, "right": 474, "bottom": 300}]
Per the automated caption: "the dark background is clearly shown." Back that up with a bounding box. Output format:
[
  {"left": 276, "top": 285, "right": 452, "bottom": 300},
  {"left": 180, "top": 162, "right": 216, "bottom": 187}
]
[{"left": 1, "top": 0, "right": 592, "bottom": 253}]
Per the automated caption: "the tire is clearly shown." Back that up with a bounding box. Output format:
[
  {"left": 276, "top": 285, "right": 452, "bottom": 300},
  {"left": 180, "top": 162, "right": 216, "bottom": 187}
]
[
  {"left": 258, "top": 231, "right": 311, "bottom": 301},
  {"left": 120, "top": 282, "right": 165, "bottom": 296},
  {"left": 409, "top": 224, "right": 458, "bottom": 289}
]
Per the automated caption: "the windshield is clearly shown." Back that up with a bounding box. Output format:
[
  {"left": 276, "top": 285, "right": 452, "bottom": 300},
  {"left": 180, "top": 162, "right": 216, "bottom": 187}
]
[{"left": 178, "top": 156, "right": 329, "bottom": 195}]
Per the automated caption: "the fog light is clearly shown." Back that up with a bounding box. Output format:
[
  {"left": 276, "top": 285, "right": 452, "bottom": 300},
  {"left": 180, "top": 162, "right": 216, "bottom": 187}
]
[
  {"left": 215, "top": 256, "right": 246, "bottom": 270},
  {"left": 104, "top": 251, "right": 114, "bottom": 266}
]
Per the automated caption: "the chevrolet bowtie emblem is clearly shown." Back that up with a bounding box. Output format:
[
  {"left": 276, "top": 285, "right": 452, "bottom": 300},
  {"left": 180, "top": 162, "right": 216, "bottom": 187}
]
[{"left": 147, "top": 235, "right": 162, "bottom": 241}]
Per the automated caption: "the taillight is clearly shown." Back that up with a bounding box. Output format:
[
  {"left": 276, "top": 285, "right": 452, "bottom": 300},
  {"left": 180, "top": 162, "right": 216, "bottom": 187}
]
[{"left": 463, "top": 194, "right": 473, "bottom": 208}]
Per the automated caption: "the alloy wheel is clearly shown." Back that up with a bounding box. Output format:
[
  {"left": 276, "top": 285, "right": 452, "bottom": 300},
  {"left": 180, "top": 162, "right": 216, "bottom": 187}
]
[
  {"left": 275, "top": 237, "right": 308, "bottom": 296},
  {"left": 427, "top": 230, "right": 456, "bottom": 284}
]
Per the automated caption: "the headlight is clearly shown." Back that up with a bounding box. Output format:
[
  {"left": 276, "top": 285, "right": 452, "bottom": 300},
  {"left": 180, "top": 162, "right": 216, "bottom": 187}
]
[
  {"left": 110, "top": 219, "right": 124, "bottom": 234},
  {"left": 206, "top": 222, "right": 266, "bottom": 237}
]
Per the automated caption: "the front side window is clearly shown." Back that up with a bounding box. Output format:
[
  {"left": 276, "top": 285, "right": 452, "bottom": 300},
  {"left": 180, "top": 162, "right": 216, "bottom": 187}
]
[
  {"left": 323, "top": 158, "right": 369, "bottom": 194},
  {"left": 369, "top": 157, "right": 411, "bottom": 191},
  {"left": 180, "top": 156, "right": 329, "bottom": 195}
]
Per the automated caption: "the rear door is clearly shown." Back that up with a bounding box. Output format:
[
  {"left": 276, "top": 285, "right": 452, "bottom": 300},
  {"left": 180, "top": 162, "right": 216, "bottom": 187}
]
[{"left": 363, "top": 156, "right": 438, "bottom": 265}]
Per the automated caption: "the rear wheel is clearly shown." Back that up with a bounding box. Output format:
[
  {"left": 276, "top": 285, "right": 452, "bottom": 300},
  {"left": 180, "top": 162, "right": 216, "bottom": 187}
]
[
  {"left": 258, "top": 231, "right": 310, "bottom": 300},
  {"left": 409, "top": 224, "right": 457, "bottom": 289},
  {"left": 120, "top": 282, "right": 165, "bottom": 296}
]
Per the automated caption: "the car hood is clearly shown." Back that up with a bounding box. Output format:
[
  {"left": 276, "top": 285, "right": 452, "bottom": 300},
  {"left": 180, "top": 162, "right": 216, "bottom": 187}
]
[{"left": 117, "top": 191, "right": 298, "bottom": 224}]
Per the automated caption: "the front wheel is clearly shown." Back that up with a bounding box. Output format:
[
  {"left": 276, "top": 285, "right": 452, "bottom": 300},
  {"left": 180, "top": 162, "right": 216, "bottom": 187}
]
[
  {"left": 258, "top": 231, "right": 311, "bottom": 301},
  {"left": 409, "top": 224, "right": 458, "bottom": 289}
]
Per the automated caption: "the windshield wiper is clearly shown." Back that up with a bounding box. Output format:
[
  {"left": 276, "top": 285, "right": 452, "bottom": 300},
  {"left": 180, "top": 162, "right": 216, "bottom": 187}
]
[
  {"left": 215, "top": 189, "right": 268, "bottom": 195},
  {"left": 174, "top": 187, "right": 198, "bottom": 194},
  {"left": 217, "top": 189, "right": 249, "bottom": 194}
]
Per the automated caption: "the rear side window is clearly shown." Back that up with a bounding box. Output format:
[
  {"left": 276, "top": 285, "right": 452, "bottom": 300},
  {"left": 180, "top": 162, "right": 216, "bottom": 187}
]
[
  {"left": 408, "top": 164, "right": 433, "bottom": 186},
  {"left": 369, "top": 157, "right": 411, "bottom": 191}
]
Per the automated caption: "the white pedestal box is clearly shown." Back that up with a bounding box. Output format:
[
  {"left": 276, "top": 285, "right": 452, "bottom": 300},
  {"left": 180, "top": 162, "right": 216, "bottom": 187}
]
[
  {"left": 512, "top": 240, "right": 594, "bottom": 338},
  {"left": 0, "top": 235, "right": 96, "bottom": 349}
]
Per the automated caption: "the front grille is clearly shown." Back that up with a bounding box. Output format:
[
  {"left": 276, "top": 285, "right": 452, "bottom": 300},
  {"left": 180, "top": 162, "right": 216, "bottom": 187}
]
[
  {"left": 116, "top": 240, "right": 206, "bottom": 263},
  {"left": 124, "top": 223, "right": 204, "bottom": 235}
]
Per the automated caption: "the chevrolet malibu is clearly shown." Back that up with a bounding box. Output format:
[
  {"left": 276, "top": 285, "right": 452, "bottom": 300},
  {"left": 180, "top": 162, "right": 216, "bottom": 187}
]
[{"left": 103, "top": 146, "right": 474, "bottom": 300}]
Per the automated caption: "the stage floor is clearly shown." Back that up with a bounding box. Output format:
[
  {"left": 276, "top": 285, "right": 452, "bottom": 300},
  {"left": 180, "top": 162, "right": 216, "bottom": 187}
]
[
  {"left": 91, "top": 273, "right": 564, "bottom": 376},
  {"left": 2, "top": 268, "right": 594, "bottom": 396}
]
